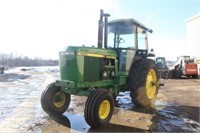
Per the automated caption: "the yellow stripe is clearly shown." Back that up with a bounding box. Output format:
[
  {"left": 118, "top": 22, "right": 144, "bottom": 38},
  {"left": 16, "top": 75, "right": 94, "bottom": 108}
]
[{"left": 76, "top": 52, "right": 116, "bottom": 59}]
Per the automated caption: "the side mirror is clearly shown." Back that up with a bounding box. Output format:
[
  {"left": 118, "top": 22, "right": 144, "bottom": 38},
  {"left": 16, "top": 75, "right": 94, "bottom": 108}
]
[
  {"left": 148, "top": 29, "right": 153, "bottom": 33},
  {"left": 150, "top": 48, "right": 154, "bottom": 52},
  {"left": 148, "top": 48, "right": 155, "bottom": 57}
]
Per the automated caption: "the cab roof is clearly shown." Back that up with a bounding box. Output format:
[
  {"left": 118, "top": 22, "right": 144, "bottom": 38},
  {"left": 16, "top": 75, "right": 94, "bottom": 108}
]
[{"left": 108, "top": 19, "right": 149, "bottom": 30}]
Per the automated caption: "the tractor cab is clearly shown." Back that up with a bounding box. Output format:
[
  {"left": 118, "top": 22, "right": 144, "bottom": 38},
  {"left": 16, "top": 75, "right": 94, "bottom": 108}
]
[
  {"left": 156, "top": 57, "right": 167, "bottom": 69},
  {"left": 107, "top": 19, "right": 153, "bottom": 75}
]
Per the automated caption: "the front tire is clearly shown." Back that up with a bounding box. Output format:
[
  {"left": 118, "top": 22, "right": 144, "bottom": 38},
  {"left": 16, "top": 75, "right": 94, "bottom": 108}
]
[
  {"left": 84, "top": 89, "right": 114, "bottom": 128},
  {"left": 173, "top": 70, "right": 182, "bottom": 79},
  {"left": 192, "top": 75, "right": 198, "bottom": 79},
  {"left": 126, "top": 59, "right": 158, "bottom": 109},
  {"left": 41, "top": 82, "right": 70, "bottom": 115}
]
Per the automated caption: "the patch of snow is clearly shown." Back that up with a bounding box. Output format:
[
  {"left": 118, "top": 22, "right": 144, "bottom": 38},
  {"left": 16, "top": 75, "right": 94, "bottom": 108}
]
[
  {"left": 4, "top": 66, "right": 59, "bottom": 73},
  {"left": 29, "top": 66, "right": 59, "bottom": 73}
]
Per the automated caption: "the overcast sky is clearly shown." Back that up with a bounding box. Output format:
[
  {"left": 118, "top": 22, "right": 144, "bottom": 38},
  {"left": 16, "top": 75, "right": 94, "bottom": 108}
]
[{"left": 0, "top": 0, "right": 199, "bottom": 60}]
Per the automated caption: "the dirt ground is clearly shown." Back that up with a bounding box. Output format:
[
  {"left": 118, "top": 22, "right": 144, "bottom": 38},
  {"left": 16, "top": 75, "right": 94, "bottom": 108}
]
[{"left": 0, "top": 69, "right": 200, "bottom": 133}]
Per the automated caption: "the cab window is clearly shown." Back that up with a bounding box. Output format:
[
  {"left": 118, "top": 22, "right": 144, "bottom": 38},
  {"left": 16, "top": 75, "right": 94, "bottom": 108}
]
[{"left": 108, "top": 24, "right": 136, "bottom": 49}]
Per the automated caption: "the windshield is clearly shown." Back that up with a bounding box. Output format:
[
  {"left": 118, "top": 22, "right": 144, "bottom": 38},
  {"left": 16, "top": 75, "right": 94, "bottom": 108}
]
[
  {"left": 107, "top": 24, "right": 136, "bottom": 49},
  {"left": 156, "top": 58, "right": 166, "bottom": 68},
  {"left": 184, "top": 57, "right": 195, "bottom": 63}
]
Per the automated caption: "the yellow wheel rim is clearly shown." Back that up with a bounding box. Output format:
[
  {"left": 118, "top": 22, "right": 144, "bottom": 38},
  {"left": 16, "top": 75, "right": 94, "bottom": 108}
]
[
  {"left": 99, "top": 100, "right": 110, "bottom": 120},
  {"left": 53, "top": 92, "right": 66, "bottom": 108},
  {"left": 146, "top": 69, "right": 157, "bottom": 99}
]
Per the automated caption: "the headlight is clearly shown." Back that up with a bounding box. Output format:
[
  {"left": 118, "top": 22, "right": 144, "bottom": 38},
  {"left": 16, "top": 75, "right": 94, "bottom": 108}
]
[{"left": 59, "top": 51, "right": 75, "bottom": 55}]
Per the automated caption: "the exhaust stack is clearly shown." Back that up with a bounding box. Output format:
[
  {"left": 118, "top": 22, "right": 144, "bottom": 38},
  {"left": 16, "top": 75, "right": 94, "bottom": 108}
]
[{"left": 97, "top": 10, "right": 110, "bottom": 48}]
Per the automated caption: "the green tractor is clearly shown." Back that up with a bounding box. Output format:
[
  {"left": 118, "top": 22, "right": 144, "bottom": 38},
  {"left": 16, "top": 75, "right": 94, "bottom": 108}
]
[
  {"left": 156, "top": 57, "right": 170, "bottom": 79},
  {"left": 41, "top": 10, "right": 161, "bottom": 128}
]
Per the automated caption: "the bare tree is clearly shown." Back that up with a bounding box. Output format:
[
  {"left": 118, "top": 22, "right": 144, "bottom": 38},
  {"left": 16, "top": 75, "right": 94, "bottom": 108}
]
[{"left": 0, "top": 52, "right": 58, "bottom": 67}]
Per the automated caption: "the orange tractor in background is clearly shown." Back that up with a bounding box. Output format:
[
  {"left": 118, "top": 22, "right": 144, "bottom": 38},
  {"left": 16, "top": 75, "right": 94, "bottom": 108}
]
[{"left": 170, "top": 56, "right": 198, "bottom": 79}]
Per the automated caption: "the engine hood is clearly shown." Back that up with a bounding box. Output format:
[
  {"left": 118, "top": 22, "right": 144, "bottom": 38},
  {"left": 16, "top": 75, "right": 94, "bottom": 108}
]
[{"left": 61, "top": 46, "right": 118, "bottom": 59}]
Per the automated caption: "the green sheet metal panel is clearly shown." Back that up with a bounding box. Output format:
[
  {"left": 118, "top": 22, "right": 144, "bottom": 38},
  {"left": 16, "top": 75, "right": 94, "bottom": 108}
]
[
  {"left": 84, "top": 56, "right": 100, "bottom": 81},
  {"left": 59, "top": 52, "right": 84, "bottom": 82}
]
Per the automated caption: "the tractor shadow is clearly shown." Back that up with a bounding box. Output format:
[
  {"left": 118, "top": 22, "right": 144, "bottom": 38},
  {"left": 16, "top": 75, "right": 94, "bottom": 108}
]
[
  {"left": 88, "top": 122, "right": 148, "bottom": 132},
  {"left": 50, "top": 113, "right": 149, "bottom": 132},
  {"left": 49, "top": 104, "right": 200, "bottom": 132}
]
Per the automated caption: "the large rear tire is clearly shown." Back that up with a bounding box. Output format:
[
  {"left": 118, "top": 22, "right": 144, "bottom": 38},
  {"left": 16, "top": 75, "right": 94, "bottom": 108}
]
[
  {"left": 41, "top": 82, "right": 70, "bottom": 115},
  {"left": 84, "top": 89, "right": 114, "bottom": 128},
  {"left": 126, "top": 59, "right": 158, "bottom": 109},
  {"left": 173, "top": 70, "right": 182, "bottom": 79}
]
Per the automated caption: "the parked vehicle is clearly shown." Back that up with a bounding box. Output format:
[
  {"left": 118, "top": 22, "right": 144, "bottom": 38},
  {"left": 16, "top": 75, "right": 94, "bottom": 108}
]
[
  {"left": 155, "top": 57, "right": 170, "bottom": 79},
  {"left": 41, "top": 10, "right": 163, "bottom": 128},
  {"left": 170, "top": 56, "right": 198, "bottom": 78}
]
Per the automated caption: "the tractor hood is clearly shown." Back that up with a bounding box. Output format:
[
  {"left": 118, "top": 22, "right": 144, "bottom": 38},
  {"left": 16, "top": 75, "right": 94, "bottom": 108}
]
[
  {"left": 59, "top": 46, "right": 117, "bottom": 82},
  {"left": 60, "top": 46, "right": 117, "bottom": 59}
]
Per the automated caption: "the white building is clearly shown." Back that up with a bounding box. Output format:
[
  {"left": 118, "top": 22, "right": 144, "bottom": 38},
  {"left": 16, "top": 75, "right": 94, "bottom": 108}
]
[
  {"left": 185, "top": 13, "right": 200, "bottom": 77},
  {"left": 185, "top": 13, "right": 200, "bottom": 60}
]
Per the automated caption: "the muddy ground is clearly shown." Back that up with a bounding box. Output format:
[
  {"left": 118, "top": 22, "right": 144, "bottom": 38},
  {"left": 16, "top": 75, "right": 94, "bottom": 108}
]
[{"left": 0, "top": 68, "right": 200, "bottom": 133}]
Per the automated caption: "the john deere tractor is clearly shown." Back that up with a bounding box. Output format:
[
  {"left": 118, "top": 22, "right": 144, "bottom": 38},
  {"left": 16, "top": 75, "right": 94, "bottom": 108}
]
[{"left": 41, "top": 10, "right": 160, "bottom": 128}]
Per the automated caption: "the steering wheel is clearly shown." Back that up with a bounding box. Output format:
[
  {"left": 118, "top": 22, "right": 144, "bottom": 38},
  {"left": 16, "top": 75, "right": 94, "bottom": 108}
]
[{"left": 114, "top": 37, "right": 125, "bottom": 44}]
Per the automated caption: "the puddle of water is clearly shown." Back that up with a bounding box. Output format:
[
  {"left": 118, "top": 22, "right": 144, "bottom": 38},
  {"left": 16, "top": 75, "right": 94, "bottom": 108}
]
[
  {"left": 38, "top": 114, "right": 89, "bottom": 133},
  {"left": 109, "top": 91, "right": 200, "bottom": 132},
  {"left": 39, "top": 113, "right": 150, "bottom": 133},
  {"left": 150, "top": 103, "right": 200, "bottom": 132}
]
